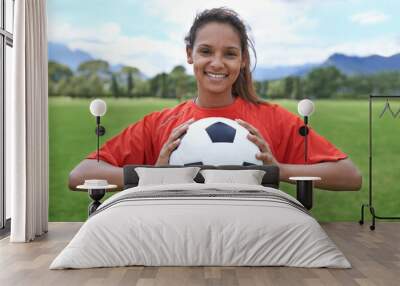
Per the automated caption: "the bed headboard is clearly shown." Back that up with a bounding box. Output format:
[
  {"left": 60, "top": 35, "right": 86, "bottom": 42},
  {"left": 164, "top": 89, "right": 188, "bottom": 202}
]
[{"left": 123, "top": 164, "right": 280, "bottom": 189}]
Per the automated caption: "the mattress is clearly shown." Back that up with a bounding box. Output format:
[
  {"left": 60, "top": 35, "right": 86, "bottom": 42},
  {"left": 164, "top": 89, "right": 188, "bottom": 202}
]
[{"left": 50, "top": 183, "right": 350, "bottom": 269}]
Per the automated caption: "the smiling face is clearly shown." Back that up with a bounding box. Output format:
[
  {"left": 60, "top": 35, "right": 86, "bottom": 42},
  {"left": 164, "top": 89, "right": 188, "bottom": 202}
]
[{"left": 187, "top": 22, "right": 246, "bottom": 104}]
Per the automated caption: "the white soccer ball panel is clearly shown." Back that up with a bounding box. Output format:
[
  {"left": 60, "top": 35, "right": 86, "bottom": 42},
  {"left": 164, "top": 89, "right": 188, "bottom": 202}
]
[{"left": 169, "top": 117, "right": 262, "bottom": 165}]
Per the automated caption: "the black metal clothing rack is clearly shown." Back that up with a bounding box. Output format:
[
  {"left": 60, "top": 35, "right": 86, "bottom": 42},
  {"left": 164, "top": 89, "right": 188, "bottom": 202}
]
[{"left": 359, "top": 95, "right": 400, "bottom": 230}]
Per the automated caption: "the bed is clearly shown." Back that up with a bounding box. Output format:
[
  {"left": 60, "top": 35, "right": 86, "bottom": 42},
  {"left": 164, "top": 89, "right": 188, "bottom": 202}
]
[{"left": 50, "top": 165, "right": 350, "bottom": 269}]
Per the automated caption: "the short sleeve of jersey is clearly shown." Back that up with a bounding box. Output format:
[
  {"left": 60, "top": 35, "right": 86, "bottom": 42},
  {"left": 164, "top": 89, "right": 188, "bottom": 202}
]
[
  {"left": 273, "top": 105, "right": 347, "bottom": 164},
  {"left": 86, "top": 113, "right": 157, "bottom": 166}
]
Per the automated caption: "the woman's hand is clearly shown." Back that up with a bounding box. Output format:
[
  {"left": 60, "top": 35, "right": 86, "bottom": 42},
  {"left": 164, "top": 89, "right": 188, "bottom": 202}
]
[
  {"left": 235, "top": 119, "right": 279, "bottom": 166},
  {"left": 155, "top": 118, "right": 195, "bottom": 166}
]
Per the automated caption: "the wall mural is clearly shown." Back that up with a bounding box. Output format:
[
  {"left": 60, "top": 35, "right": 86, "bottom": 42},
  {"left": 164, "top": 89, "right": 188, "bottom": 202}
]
[{"left": 47, "top": 0, "right": 400, "bottom": 222}]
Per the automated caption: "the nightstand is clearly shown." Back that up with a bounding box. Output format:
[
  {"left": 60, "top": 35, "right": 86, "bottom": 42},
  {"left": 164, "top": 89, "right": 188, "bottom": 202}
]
[{"left": 77, "top": 180, "right": 117, "bottom": 216}]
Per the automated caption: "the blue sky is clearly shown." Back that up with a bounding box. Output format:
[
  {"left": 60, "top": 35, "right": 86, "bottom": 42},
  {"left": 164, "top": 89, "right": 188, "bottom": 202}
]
[{"left": 47, "top": 0, "right": 400, "bottom": 76}]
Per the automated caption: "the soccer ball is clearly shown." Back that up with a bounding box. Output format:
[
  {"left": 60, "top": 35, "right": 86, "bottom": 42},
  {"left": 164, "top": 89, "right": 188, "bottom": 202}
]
[{"left": 169, "top": 117, "right": 262, "bottom": 166}]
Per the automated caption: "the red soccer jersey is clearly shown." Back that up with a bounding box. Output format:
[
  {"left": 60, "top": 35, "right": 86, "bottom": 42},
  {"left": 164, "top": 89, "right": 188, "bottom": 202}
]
[{"left": 87, "top": 97, "right": 347, "bottom": 166}]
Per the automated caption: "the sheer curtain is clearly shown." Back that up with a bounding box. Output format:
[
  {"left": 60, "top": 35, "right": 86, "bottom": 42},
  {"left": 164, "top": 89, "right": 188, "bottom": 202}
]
[{"left": 7, "top": 0, "right": 48, "bottom": 242}]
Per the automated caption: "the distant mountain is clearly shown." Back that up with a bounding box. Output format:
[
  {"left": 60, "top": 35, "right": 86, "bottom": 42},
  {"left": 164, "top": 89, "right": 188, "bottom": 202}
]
[
  {"left": 48, "top": 42, "right": 147, "bottom": 79},
  {"left": 253, "top": 63, "right": 318, "bottom": 80},
  {"left": 321, "top": 53, "right": 400, "bottom": 75},
  {"left": 254, "top": 52, "right": 400, "bottom": 80},
  {"left": 48, "top": 42, "right": 93, "bottom": 70},
  {"left": 49, "top": 41, "right": 400, "bottom": 80}
]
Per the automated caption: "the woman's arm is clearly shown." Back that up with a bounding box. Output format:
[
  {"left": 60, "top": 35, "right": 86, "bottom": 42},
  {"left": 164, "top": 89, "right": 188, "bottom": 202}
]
[
  {"left": 279, "top": 158, "right": 362, "bottom": 191},
  {"left": 68, "top": 119, "right": 194, "bottom": 190},
  {"left": 68, "top": 159, "right": 124, "bottom": 191},
  {"left": 236, "top": 119, "right": 362, "bottom": 191}
]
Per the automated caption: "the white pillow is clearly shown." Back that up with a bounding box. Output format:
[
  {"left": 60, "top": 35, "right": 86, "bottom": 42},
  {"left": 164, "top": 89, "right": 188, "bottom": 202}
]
[
  {"left": 200, "top": 169, "right": 266, "bottom": 185},
  {"left": 135, "top": 167, "right": 200, "bottom": 186}
]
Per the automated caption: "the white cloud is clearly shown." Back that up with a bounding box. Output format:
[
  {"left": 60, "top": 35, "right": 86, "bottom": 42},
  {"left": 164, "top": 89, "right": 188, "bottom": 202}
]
[
  {"left": 351, "top": 10, "right": 389, "bottom": 25},
  {"left": 48, "top": 0, "right": 319, "bottom": 75},
  {"left": 48, "top": 20, "right": 188, "bottom": 76},
  {"left": 48, "top": 1, "right": 400, "bottom": 75},
  {"left": 146, "top": 0, "right": 317, "bottom": 46}
]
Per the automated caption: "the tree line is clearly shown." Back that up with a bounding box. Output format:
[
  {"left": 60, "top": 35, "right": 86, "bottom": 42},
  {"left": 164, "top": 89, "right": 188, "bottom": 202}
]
[{"left": 49, "top": 60, "right": 400, "bottom": 99}]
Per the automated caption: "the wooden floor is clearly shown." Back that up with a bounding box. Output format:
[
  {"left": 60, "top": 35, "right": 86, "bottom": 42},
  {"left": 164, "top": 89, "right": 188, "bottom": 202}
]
[{"left": 0, "top": 222, "right": 399, "bottom": 286}]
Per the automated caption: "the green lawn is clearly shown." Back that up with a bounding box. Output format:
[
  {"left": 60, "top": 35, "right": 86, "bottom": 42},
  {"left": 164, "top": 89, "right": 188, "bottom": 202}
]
[{"left": 49, "top": 97, "right": 400, "bottom": 222}]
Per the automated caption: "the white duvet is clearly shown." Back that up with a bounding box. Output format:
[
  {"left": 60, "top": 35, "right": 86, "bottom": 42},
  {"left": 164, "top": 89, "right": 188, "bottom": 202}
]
[{"left": 50, "top": 183, "right": 350, "bottom": 269}]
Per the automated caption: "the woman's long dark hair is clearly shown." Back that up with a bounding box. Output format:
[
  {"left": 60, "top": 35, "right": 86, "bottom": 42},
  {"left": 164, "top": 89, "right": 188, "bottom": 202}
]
[{"left": 185, "top": 7, "right": 262, "bottom": 104}]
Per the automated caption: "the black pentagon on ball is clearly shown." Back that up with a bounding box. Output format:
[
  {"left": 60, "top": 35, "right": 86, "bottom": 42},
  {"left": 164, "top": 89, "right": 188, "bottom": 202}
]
[{"left": 205, "top": 122, "right": 236, "bottom": 143}]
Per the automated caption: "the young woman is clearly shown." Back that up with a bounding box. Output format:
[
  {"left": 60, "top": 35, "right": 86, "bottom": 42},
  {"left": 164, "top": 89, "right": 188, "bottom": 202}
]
[{"left": 69, "top": 8, "right": 362, "bottom": 191}]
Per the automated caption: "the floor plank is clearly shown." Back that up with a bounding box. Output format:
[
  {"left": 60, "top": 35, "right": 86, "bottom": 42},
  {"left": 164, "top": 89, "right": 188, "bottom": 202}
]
[{"left": 0, "top": 222, "right": 399, "bottom": 286}]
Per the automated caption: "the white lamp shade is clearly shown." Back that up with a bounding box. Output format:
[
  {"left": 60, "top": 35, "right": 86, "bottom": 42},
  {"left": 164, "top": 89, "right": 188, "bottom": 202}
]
[
  {"left": 297, "top": 99, "right": 315, "bottom": 117},
  {"left": 90, "top": 99, "right": 107, "bottom": 116}
]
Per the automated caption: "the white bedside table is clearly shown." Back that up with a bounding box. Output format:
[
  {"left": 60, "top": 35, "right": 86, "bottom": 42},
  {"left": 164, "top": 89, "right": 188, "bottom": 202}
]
[{"left": 77, "top": 180, "right": 117, "bottom": 216}]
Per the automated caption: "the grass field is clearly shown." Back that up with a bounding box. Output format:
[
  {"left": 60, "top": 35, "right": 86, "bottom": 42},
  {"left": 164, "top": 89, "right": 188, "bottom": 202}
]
[{"left": 49, "top": 97, "right": 400, "bottom": 222}]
